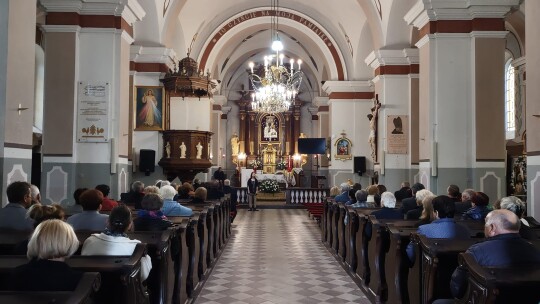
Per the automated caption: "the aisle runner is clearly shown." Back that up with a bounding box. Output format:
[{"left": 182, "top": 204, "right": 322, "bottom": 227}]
[{"left": 195, "top": 209, "right": 369, "bottom": 304}]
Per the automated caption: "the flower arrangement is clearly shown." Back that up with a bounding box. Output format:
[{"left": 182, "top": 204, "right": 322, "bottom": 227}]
[
  {"left": 276, "top": 161, "right": 287, "bottom": 170},
  {"left": 248, "top": 159, "right": 263, "bottom": 169},
  {"left": 259, "top": 179, "right": 280, "bottom": 193}
]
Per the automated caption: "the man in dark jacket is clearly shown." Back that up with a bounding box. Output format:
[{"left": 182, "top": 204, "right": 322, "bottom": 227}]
[
  {"left": 400, "top": 182, "right": 424, "bottom": 215},
  {"left": 394, "top": 181, "right": 412, "bottom": 202}
]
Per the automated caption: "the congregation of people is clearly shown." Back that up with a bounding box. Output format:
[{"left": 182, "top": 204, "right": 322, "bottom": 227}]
[
  {"left": 327, "top": 179, "right": 540, "bottom": 303},
  {"left": 0, "top": 177, "right": 232, "bottom": 295}
]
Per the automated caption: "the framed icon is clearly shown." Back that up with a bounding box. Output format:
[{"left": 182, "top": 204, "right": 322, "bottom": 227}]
[{"left": 134, "top": 86, "right": 165, "bottom": 131}]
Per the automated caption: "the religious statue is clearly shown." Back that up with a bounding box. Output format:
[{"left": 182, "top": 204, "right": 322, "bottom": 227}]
[
  {"left": 367, "top": 95, "right": 381, "bottom": 161},
  {"left": 196, "top": 141, "right": 203, "bottom": 159},
  {"left": 231, "top": 133, "right": 239, "bottom": 155},
  {"left": 165, "top": 142, "right": 171, "bottom": 158},
  {"left": 179, "top": 142, "right": 186, "bottom": 159}
]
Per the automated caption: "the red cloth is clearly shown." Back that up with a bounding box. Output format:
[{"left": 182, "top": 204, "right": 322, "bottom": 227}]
[{"left": 100, "top": 197, "right": 118, "bottom": 211}]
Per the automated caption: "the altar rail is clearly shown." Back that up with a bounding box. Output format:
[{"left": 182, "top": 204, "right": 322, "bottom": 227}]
[
  {"left": 233, "top": 187, "right": 248, "bottom": 205},
  {"left": 286, "top": 188, "right": 329, "bottom": 204}
]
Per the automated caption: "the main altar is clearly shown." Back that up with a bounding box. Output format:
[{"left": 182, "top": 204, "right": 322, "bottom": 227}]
[{"left": 231, "top": 97, "right": 305, "bottom": 186}]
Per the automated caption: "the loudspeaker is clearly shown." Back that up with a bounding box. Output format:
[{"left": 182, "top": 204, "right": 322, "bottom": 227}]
[
  {"left": 139, "top": 149, "right": 155, "bottom": 175},
  {"left": 354, "top": 156, "right": 366, "bottom": 175}
]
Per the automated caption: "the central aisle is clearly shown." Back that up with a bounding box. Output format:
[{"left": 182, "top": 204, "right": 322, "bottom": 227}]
[{"left": 195, "top": 209, "right": 370, "bottom": 304}]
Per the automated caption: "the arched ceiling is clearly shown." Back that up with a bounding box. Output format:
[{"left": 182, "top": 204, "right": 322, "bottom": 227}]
[{"left": 133, "top": 0, "right": 417, "bottom": 99}]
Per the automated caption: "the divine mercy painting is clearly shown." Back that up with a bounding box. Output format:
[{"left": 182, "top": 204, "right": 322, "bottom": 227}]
[{"left": 135, "top": 86, "right": 164, "bottom": 131}]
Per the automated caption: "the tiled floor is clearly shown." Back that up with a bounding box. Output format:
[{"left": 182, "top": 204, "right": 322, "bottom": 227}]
[{"left": 195, "top": 209, "right": 370, "bottom": 304}]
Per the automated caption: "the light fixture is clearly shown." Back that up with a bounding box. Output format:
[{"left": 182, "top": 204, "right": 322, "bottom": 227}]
[{"left": 248, "top": 0, "right": 303, "bottom": 114}]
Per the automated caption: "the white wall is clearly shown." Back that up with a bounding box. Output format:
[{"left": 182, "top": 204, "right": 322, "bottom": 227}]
[{"left": 170, "top": 97, "right": 211, "bottom": 131}]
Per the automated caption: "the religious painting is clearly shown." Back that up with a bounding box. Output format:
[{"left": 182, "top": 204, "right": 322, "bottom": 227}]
[
  {"left": 334, "top": 133, "right": 352, "bottom": 161},
  {"left": 134, "top": 86, "right": 165, "bottom": 131},
  {"left": 261, "top": 115, "right": 279, "bottom": 142},
  {"left": 387, "top": 115, "right": 408, "bottom": 154}
]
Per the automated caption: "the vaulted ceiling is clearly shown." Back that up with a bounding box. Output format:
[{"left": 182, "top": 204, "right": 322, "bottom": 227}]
[{"left": 133, "top": 0, "right": 418, "bottom": 100}]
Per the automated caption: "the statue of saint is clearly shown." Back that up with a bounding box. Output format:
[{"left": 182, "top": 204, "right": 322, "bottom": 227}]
[
  {"left": 367, "top": 96, "right": 381, "bottom": 161},
  {"left": 196, "top": 142, "right": 203, "bottom": 159},
  {"left": 179, "top": 142, "right": 186, "bottom": 159},
  {"left": 231, "top": 133, "right": 240, "bottom": 155},
  {"left": 165, "top": 142, "right": 171, "bottom": 158}
]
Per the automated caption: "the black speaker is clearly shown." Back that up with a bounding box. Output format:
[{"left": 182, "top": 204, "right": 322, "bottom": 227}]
[
  {"left": 139, "top": 149, "right": 155, "bottom": 174},
  {"left": 354, "top": 156, "right": 366, "bottom": 175}
]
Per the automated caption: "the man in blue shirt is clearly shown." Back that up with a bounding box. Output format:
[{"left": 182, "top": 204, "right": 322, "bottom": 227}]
[
  {"left": 334, "top": 183, "right": 350, "bottom": 203},
  {"left": 67, "top": 189, "right": 109, "bottom": 231},
  {"left": 0, "top": 181, "right": 33, "bottom": 231},
  {"left": 160, "top": 185, "right": 193, "bottom": 216}
]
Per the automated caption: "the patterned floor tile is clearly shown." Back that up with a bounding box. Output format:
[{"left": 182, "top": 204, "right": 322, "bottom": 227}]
[{"left": 194, "top": 209, "right": 368, "bottom": 304}]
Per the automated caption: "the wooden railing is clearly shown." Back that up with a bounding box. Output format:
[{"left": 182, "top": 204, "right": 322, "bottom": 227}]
[{"left": 286, "top": 188, "right": 329, "bottom": 204}]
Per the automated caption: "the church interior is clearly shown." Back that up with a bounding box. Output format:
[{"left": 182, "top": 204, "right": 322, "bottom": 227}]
[{"left": 0, "top": 0, "right": 539, "bottom": 303}]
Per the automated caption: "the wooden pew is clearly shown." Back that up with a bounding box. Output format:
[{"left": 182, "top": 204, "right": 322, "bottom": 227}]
[
  {"left": 457, "top": 252, "right": 540, "bottom": 304},
  {"left": 386, "top": 225, "right": 418, "bottom": 304},
  {"left": 353, "top": 208, "right": 378, "bottom": 286},
  {"left": 169, "top": 215, "right": 200, "bottom": 299},
  {"left": 0, "top": 243, "right": 149, "bottom": 304},
  {"left": 365, "top": 217, "right": 417, "bottom": 303},
  {"left": 344, "top": 206, "right": 359, "bottom": 272},
  {"left": 172, "top": 219, "right": 189, "bottom": 304},
  {"left": 331, "top": 201, "right": 340, "bottom": 253},
  {"left": 337, "top": 203, "right": 347, "bottom": 260},
  {"left": 0, "top": 272, "right": 100, "bottom": 304}
]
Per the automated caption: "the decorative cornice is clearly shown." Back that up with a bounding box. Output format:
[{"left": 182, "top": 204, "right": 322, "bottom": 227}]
[
  {"left": 129, "top": 62, "right": 169, "bottom": 73},
  {"left": 40, "top": 25, "right": 81, "bottom": 33},
  {"left": 328, "top": 92, "right": 375, "bottom": 100},
  {"left": 322, "top": 81, "right": 372, "bottom": 95},
  {"left": 130, "top": 46, "right": 176, "bottom": 70},
  {"left": 212, "top": 95, "right": 227, "bottom": 106},
  {"left": 40, "top": 0, "right": 145, "bottom": 25},
  {"left": 365, "top": 49, "right": 419, "bottom": 69},
  {"left": 313, "top": 96, "right": 329, "bottom": 107},
  {"left": 45, "top": 12, "right": 134, "bottom": 37},
  {"left": 405, "top": 0, "right": 520, "bottom": 29}
]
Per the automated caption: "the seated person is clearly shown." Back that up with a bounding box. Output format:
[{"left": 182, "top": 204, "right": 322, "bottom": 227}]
[
  {"left": 415, "top": 195, "right": 437, "bottom": 227},
  {"left": 223, "top": 179, "right": 232, "bottom": 198},
  {"left": 365, "top": 192, "right": 402, "bottom": 237},
  {"left": 434, "top": 210, "right": 540, "bottom": 303},
  {"left": 456, "top": 188, "right": 475, "bottom": 216},
  {"left": 394, "top": 181, "right": 412, "bottom": 202},
  {"left": 14, "top": 204, "right": 66, "bottom": 254},
  {"left": 334, "top": 183, "right": 350, "bottom": 203},
  {"left": 400, "top": 183, "right": 425, "bottom": 215},
  {"left": 205, "top": 181, "right": 224, "bottom": 200},
  {"left": 499, "top": 196, "right": 536, "bottom": 240},
  {"left": 176, "top": 182, "right": 195, "bottom": 200},
  {"left": 407, "top": 195, "right": 470, "bottom": 263},
  {"left": 190, "top": 187, "right": 207, "bottom": 204},
  {"left": 67, "top": 189, "right": 109, "bottom": 231},
  {"left": 159, "top": 185, "right": 193, "bottom": 216},
  {"left": 193, "top": 179, "right": 201, "bottom": 190},
  {"left": 447, "top": 184, "right": 461, "bottom": 202},
  {"left": 121, "top": 181, "right": 145, "bottom": 210},
  {"left": 64, "top": 188, "right": 86, "bottom": 215},
  {"left": 329, "top": 186, "right": 340, "bottom": 198},
  {"left": 134, "top": 193, "right": 173, "bottom": 231},
  {"left": 144, "top": 186, "right": 160, "bottom": 195},
  {"left": 405, "top": 189, "right": 434, "bottom": 220},
  {"left": 351, "top": 190, "right": 374, "bottom": 208},
  {"left": 345, "top": 189, "right": 357, "bottom": 206},
  {"left": 9, "top": 219, "right": 81, "bottom": 291},
  {"left": 0, "top": 181, "right": 33, "bottom": 231},
  {"left": 366, "top": 185, "right": 379, "bottom": 206},
  {"left": 81, "top": 205, "right": 152, "bottom": 281},
  {"left": 371, "top": 192, "right": 402, "bottom": 219},
  {"left": 462, "top": 191, "right": 490, "bottom": 221},
  {"left": 95, "top": 184, "right": 118, "bottom": 211}
]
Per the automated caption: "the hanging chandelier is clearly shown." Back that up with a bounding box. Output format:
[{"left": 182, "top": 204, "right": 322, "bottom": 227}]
[{"left": 248, "top": 0, "right": 303, "bottom": 114}]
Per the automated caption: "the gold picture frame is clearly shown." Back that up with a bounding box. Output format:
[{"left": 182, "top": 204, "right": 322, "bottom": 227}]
[
  {"left": 334, "top": 133, "right": 352, "bottom": 161},
  {"left": 134, "top": 86, "right": 165, "bottom": 131}
]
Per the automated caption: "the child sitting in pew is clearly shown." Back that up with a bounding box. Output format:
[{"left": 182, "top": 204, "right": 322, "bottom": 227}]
[
  {"left": 9, "top": 219, "right": 81, "bottom": 291},
  {"left": 81, "top": 205, "right": 152, "bottom": 281}
]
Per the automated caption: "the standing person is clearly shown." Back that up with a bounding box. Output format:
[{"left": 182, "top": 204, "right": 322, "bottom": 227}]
[
  {"left": 247, "top": 171, "right": 259, "bottom": 211},
  {"left": 214, "top": 167, "right": 226, "bottom": 189}
]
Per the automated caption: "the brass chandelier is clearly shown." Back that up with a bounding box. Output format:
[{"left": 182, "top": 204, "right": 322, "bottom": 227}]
[{"left": 248, "top": 0, "right": 303, "bottom": 114}]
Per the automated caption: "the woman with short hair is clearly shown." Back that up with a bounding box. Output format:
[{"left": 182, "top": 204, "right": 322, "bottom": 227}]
[
  {"left": 82, "top": 205, "right": 152, "bottom": 280},
  {"left": 9, "top": 219, "right": 81, "bottom": 291},
  {"left": 133, "top": 193, "right": 173, "bottom": 231},
  {"left": 190, "top": 187, "right": 207, "bottom": 204},
  {"left": 462, "top": 192, "right": 490, "bottom": 221}
]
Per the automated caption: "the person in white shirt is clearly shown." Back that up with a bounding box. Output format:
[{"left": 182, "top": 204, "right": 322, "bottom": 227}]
[{"left": 81, "top": 204, "right": 152, "bottom": 281}]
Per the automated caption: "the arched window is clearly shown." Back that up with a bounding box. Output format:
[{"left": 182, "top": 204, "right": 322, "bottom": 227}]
[{"left": 505, "top": 59, "right": 515, "bottom": 136}]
